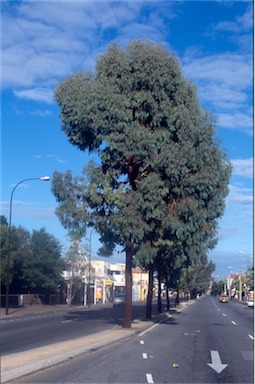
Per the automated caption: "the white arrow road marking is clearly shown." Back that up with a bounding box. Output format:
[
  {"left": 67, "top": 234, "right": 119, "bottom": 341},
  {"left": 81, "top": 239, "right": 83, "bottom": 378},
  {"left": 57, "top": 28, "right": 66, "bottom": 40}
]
[
  {"left": 207, "top": 350, "right": 228, "bottom": 374},
  {"left": 146, "top": 373, "right": 154, "bottom": 383}
]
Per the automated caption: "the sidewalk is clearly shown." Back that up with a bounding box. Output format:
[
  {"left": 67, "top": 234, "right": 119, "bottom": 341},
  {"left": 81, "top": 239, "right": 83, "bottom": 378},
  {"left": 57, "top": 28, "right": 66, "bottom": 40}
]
[{"left": 1, "top": 301, "right": 190, "bottom": 383}]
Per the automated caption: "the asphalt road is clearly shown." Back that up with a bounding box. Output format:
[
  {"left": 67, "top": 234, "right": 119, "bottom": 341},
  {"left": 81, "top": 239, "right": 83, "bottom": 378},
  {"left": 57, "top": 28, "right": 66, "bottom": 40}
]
[
  {"left": 1, "top": 299, "right": 170, "bottom": 355},
  {"left": 9, "top": 295, "right": 254, "bottom": 383}
]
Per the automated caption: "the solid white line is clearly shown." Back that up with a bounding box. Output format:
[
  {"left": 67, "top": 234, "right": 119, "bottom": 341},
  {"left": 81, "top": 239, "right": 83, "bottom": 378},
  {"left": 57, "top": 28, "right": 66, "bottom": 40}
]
[
  {"left": 139, "top": 313, "right": 172, "bottom": 336},
  {"left": 140, "top": 340, "right": 144, "bottom": 344},
  {"left": 146, "top": 373, "right": 154, "bottom": 383},
  {"left": 139, "top": 322, "right": 159, "bottom": 336},
  {"left": 248, "top": 334, "right": 254, "bottom": 340},
  {"left": 143, "top": 353, "right": 148, "bottom": 359},
  {"left": 231, "top": 321, "right": 237, "bottom": 326}
]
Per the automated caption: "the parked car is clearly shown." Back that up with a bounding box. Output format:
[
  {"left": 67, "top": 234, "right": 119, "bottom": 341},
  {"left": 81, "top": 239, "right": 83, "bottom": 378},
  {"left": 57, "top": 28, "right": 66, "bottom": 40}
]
[
  {"left": 246, "top": 291, "right": 254, "bottom": 307},
  {"left": 219, "top": 294, "right": 229, "bottom": 303},
  {"left": 112, "top": 294, "right": 125, "bottom": 307}
]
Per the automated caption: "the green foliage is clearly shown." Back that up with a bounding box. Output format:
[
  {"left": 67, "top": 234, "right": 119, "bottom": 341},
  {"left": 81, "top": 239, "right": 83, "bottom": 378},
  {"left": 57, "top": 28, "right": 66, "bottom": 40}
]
[
  {"left": 211, "top": 279, "right": 225, "bottom": 296},
  {"left": 0, "top": 215, "right": 8, "bottom": 226},
  {"left": 179, "top": 251, "right": 215, "bottom": 296},
  {"left": 246, "top": 265, "right": 254, "bottom": 290},
  {"left": 21, "top": 228, "right": 64, "bottom": 294},
  {"left": 0, "top": 219, "right": 65, "bottom": 295},
  {"left": 0, "top": 222, "right": 9, "bottom": 286}
]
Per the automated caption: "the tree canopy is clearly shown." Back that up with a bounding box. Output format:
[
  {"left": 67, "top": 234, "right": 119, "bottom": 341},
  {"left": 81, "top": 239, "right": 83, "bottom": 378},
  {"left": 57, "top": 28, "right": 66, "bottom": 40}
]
[
  {"left": 52, "top": 40, "right": 231, "bottom": 327},
  {"left": 0, "top": 217, "right": 65, "bottom": 297}
]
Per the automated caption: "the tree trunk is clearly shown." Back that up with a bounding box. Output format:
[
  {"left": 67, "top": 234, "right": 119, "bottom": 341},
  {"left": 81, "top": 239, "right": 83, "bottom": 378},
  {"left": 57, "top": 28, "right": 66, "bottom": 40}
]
[
  {"left": 122, "top": 241, "right": 133, "bottom": 328},
  {"left": 157, "top": 258, "right": 162, "bottom": 313},
  {"left": 165, "top": 269, "right": 170, "bottom": 310},
  {"left": 175, "top": 287, "right": 179, "bottom": 306},
  {"left": 166, "top": 285, "right": 170, "bottom": 311},
  {"left": 146, "top": 264, "right": 154, "bottom": 319}
]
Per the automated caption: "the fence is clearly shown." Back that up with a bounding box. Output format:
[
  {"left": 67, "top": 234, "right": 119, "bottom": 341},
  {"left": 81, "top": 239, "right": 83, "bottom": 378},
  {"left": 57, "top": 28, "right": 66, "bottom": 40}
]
[{"left": 0, "top": 294, "right": 45, "bottom": 308}]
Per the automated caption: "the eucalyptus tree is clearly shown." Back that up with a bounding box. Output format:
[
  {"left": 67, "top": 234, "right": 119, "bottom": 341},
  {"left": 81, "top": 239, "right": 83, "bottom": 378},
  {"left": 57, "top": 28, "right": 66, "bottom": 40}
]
[
  {"left": 179, "top": 251, "right": 215, "bottom": 298},
  {"left": 53, "top": 40, "right": 231, "bottom": 327}
]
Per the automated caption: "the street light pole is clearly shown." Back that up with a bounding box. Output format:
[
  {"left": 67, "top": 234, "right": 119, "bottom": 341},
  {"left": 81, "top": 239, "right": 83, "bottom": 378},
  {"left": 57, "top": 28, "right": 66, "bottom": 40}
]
[
  {"left": 88, "top": 227, "right": 95, "bottom": 307},
  {"left": 5, "top": 176, "right": 50, "bottom": 315}
]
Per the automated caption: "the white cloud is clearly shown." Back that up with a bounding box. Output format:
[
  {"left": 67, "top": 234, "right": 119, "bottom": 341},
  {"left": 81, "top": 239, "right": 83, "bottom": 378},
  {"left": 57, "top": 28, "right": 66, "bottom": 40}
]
[
  {"left": 226, "top": 184, "right": 253, "bottom": 205},
  {"left": 1, "top": 1, "right": 177, "bottom": 94},
  {"left": 1, "top": 0, "right": 253, "bottom": 140},
  {"left": 57, "top": 158, "right": 66, "bottom": 164},
  {"left": 14, "top": 88, "right": 53, "bottom": 103},
  {"left": 30, "top": 109, "right": 53, "bottom": 117},
  {"left": 1, "top": 1, "right": 143, "bottom": 90},
  {"left": 231, "top": 158, "right": 253, "bottom": 178},
  {"left": 213, "top": 3, "right": 253, "bottom": 34},
  {"left": 182, "top": 3, "right": 253, "bottom": 136},
  {"left": 217, "top": 112, "right": 253, "bottom": 135},
  {"left": 182, "top": 52, "right": 253, "bottom": 135}
]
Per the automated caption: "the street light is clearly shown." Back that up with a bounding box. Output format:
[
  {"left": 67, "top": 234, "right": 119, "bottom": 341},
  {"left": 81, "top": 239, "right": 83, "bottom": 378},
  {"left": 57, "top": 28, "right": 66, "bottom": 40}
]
[
  {"left": 88, "top": 227, "right": 95, "bottom": 307},
  {"left": 5, "top": 176, "right": 50, "bottom": 315}
]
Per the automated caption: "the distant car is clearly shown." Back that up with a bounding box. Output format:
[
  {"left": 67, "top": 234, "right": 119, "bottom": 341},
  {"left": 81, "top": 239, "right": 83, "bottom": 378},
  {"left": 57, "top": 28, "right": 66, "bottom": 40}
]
[
  {"left": 219, "top": 294, "right": 229, "bottom": 303},
  {"left": 247, "top": 300, "right": 254, "bottom": 307},
  {"left": 112, "top": 294, "right": 125, "bottom": 307}
]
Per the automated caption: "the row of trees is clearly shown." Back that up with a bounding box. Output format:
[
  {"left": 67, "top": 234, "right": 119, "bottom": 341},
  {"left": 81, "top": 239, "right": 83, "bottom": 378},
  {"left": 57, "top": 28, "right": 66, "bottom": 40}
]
[
  {"left": 211, "top": 266, "right": 254, "bottom": 297},
  {"left": 52, "top": 40, "right": 232, "bottom": 328},
  {"left": 0, "top": 215, "right": 65, "bottom": 299}
]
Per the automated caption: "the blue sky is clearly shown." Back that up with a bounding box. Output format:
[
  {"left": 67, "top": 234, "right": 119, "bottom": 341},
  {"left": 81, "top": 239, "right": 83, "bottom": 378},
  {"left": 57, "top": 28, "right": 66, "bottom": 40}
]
[{"left": 1, "top": 0, "right": 253, "bottom": 278}]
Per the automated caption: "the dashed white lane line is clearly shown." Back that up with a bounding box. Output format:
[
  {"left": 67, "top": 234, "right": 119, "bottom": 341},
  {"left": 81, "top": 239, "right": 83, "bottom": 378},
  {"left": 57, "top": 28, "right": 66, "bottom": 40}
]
[
  {"left": 231, "top": 320, "right": 237, "bottom": 326},
  {"left": 143, "top": 353, "right": 148, "bottom": 359},
  {"left": 248, "top": 334, "right": 254, "bottom": 340},
  {"left": 222, "top": 313, "right": 226, "bottom": 317},
  {"left": 140, "top": 340, "right": 144, "bottom": 344},
  {"left": 146, "top": 373, "right": 154, "bottom": 383}
]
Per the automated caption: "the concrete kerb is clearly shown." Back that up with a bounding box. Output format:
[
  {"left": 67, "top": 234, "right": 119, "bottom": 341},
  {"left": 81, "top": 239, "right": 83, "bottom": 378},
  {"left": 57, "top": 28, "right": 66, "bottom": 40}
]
[
  {"left": 1, "top": 319, "right": 154, "bottom": 383},
  {"left": 1, "top": 327, "right": 136, "bottom": 383},
  {"left": 1, "top": 301, "right": 191, "bottom": 383}
]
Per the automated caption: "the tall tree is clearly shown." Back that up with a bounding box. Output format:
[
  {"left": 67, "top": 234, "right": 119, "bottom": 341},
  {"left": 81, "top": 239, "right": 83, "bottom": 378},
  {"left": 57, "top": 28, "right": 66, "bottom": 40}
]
[
  {"left": 53, "top": 40, "right": 231, "bottom": 327},
  {"left": 20, "top": 228, "right": 64, "bottom": 296},
  {"left": 1, "top": 219, "right": 65, "bottom": 297}
]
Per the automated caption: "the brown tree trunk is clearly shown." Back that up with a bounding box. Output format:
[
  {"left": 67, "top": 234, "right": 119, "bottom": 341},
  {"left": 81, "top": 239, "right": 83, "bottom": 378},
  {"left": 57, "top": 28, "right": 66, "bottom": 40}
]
[
  {"left": 166, "top": 285, "right": 170, "bottom": 310},
  {"left": 157, "top": 258, "right": 162, "bottom": 313},
  {"left": 122, "top": 240, "right": 133, "bottom": 328},
  {"left": 146, "top": 263, "right": 154, "bottom": 319}
]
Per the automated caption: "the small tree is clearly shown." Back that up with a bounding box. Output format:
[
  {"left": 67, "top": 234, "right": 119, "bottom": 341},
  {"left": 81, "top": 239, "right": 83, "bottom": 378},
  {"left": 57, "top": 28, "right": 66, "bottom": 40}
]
[{"left": 64, "top": 237, "right": 90, "bottom": 305}]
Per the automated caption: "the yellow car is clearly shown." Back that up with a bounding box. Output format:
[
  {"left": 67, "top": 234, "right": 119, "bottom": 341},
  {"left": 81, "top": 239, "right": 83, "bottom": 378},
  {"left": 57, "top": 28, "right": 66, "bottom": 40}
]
[{"left": 219, "top": 294, "right": 229, "bottom": 303}]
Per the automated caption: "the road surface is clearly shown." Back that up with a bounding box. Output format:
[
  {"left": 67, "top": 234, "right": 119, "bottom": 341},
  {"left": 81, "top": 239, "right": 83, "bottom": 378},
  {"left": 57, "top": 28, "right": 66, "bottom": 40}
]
[{"left": 9, "top": 295, "right": 254, "bottom": 383}]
